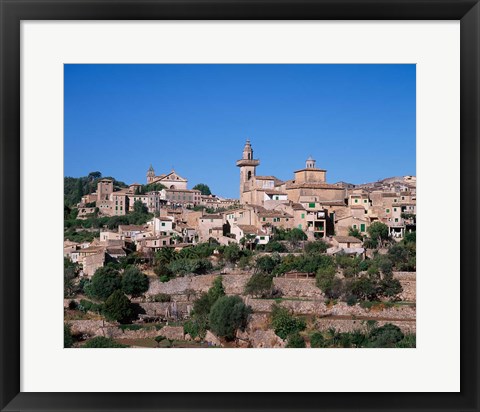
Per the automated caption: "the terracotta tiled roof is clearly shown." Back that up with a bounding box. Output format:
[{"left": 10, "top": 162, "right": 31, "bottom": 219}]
[
  {"left": 236, "top": 225, "right": 264, "bottom": 235},
  {"left": 294, "top": 168, "right": 327, "bottom": 173},
  {"left": 287, "top": 182, "right": 344, "bottom": 190},
  {"left": 264, "top": 190, "right": 287, "bottom": 196},
  {"left": 201, "top": 214, "right": 223, "bottom": 220}
]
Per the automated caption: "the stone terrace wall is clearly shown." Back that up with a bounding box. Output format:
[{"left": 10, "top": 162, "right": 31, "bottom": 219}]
[
  {"left": 67, "top": 320, "right": 185, "bottom": 340},
  {"left": 273, "top": 278, "right": 323, "bottom": 299},
  {"left": 394, "top": 272, "right": 416, "bottom": 302},
  {"left": 246, "top": 299, "right": 416, "bottom": 320},
  {"left": 313, "top": 318, "right": 416, "bottom": 334},
  {"left": 146, "top": 274, "right": 252, "bottom": 299}
]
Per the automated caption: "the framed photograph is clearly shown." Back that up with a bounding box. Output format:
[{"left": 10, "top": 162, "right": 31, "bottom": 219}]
[{"left": 0, "top": 0, "right": 478, "bottom": 411}]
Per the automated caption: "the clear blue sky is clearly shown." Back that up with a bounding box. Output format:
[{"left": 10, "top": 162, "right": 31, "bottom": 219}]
[{"left": 64, "top": 64, "right": 415, "bottom": 198}]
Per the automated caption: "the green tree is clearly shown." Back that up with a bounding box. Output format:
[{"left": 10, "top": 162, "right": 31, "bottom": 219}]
[
  {"left": 286, "top": 332, "right": 306, "bottom": 348},
  {"left": 223, "top": 243, "right": 242, "bottom": 264},
  {"left": 64, "top": 258, "right": 78, "bottom": 298},
  {"left": 264, "top": 240, "right": 288, "bottom": 253},
  {"left": 367, "top": 323, "right": 404, "bottom": 348},
  {"left": 83, "top": 336, "right": 129, "bottom": 348},
  {"left": 285, "top": 228, "right": 307, "bottom": 246},
  {"left": 244, "top": 273, "right": 274, "bottom": 298},
  {"left": 192, "top": 183, "right": 212, "bottom": 195},
  {"left": 255, "top": 255, "right": 278, "bottom": 274},
  {"left": 88, "top": 171, "right": 102, "bottom": 181},
  {"left": 310, "top": 331, "right": 325, "bottom": 348},
  {"left": 367, "top": 222, "right": 389, "bottom": 243},
  {"left": 270, "top": 304, "right": 306, "bottom": 340},
  {"left": 208, "top": 295, "right": 251, "bottom": 340},
  {"left": 86, "top": 266, "right": 121, "bottom": 301},
  {"left": 304, "top": 240, "right": 328, "bottom": 254},
  {"left": 75, "top": 179, "right": 84, "bottom": 204},
  {"left": 133, "top": 200, "right": 148, "bottom": 214},
  {"left": 348, "top": 226, "right": 363, "bottom": 240},
  {"left": 103, "top": 290, "right": 134, "bottom": 322},
  {"left": 207, "top": 276, "right": 225, "bottom": 304},
  {"left": 121, "top": 266, "right": 149, "bottom": 297},
  {"left": 64, "top": 324, "right": 74, "bottom": 348}
]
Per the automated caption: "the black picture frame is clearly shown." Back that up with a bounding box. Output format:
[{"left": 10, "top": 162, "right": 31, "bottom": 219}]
[{"left": 1, "top": 1, "right": 478, "bottom": 411}]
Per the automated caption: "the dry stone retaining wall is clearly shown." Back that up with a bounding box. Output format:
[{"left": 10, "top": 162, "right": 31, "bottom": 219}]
[
  {"left": 246, "top": 299, "right": 416, "bottom": 320},
  {"left": 273, "top": 278, "right": 323, "bottom": 299}
]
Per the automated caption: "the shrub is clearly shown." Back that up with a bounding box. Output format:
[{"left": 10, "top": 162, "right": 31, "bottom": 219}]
[
  {"left": 270, "top": 304, "right": 306, "bottom": 340},
  {"left": 358, "top": 260, "right": 370, "bottom": 272},
  {"left": 315, "top": 266, "right": 336, "bottom": 291},
  {"left": 103, "top": 290, "right": 133, "bottom": 322},
  {"left": 255, "top": 255, "right": 279, "bottom": 274},
  {"left": 83, "top": 337, "right": 128, "bottom": 348},
  {"left": 367, "top": 323, "right": 404, "bottom": 348},
  {"left": 78, "top": 299, "right": 104, "bottom": 314},
  {"left": 286, "top": 332, "right": 306, "bottom": 348},
  {"left": 379, "top": 277, "right": 403, "bottom": 298},
  {"left": 153, "top": 293, "right": 171, "bottom": 302},
  {"left": 244, "top": 273, "right": 274, "bottom": 298},
  {"left": 363, "top": 238, "right": 378, "bottom": 249},
  {"left": 348, "top": 227, "right": 363, "bottom": 240},
  {"left": 346, "top": 277, "right": 378, "bottom": 301},
  {"left": 367, "top": 222, "right": 389, "bottom": 242},
  {"left": 184, "top": 318, "right": 207, "bottom": 339},
  {"left": 121, "top": 266, "right": 149, "bottom": 297},
  {"left": 343, "top": 266, "right": 356, "bottom": 278},
  {"left": 64, "top": 324, "right": 74, "bottom": 348},
  {"left": 208, "top": 296, "right": 251, "bottom": 340},
  {"left": 87, "top": 266, "right": 121, "bottom": 301},
  {"left": 208, "top": 276, "right": 225, "bottom": 304},
  {"left": 304, "top": 241, "right": 328, "bottom": 255},
  {"left": 310, "top": 332, "right": 325, "bottom": 348},
  {"left": 223, "top": 243, "right": 242, "bottom": 263},
  {"left": 396, "top": 334, "right": 416, "bottom": 348},
  {"left": 265, "top": 241, "right": 288, "bottom": 253},
  {"left": 119, "top": 324, "right": 143, "bottom": 331},
  {"left": 168, "top": 258, "right": 212, "bottom": 276}
]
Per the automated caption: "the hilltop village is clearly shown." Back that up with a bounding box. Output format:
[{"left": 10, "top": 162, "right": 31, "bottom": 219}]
[{"left": 64, "top": 140, "right": 416, "bottom": 348}]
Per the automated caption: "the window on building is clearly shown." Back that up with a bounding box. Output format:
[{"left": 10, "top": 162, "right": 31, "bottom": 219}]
[
  {"left": 161, "top": 223, "right": 165, "bottom": 227},
  {"left": 354, "top": 199, "right": 358, "bottom": 203},
  {"left": 394, "top": 208, "right": 397, "bottom": 212},
  {"left": 395, "top": 218, "right": 399, "bottom": 222},
  {"left": 260, "top": 236, "right": 265, "bottom": 240},
  {"left": 309, "top": 203, "right": 315, "bottom": 208},
  {"left": 301, "top": 213, "right": 305, "bottom": 219},
  {"left": 364, "top": 199, "right": 367, "bottom": 203},
  {"left": 360, "top": 224, "right": 366, "bottom": 232},
  {"left": 262, "top": 217, "right": 266, "bottom": 222},
  {"left": 386, "top": 209, "right": 390, "bottom": 213},
  {"left": 353, "top": 224, "right": 357, "bottom": 229}
]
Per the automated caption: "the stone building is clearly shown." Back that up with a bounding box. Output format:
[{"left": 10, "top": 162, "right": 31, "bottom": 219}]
[{"left": 146, "top": 165, "right": 188, "bottom": 190}]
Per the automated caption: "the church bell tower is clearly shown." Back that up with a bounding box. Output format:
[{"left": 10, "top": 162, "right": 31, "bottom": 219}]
[
  {"left": 147, "top": 164, "right": 155, "bottom": 184},
  {"left": 236, "top": 139, "right": 260, "bottom": 202}
]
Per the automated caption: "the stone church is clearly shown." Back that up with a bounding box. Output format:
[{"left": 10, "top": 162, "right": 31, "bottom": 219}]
[
  {"left": 146, "top": 165, "right": 188, "bottom": 190},
  {"left": 236, "top": 139, "right": 345, "bottom": 206}
]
